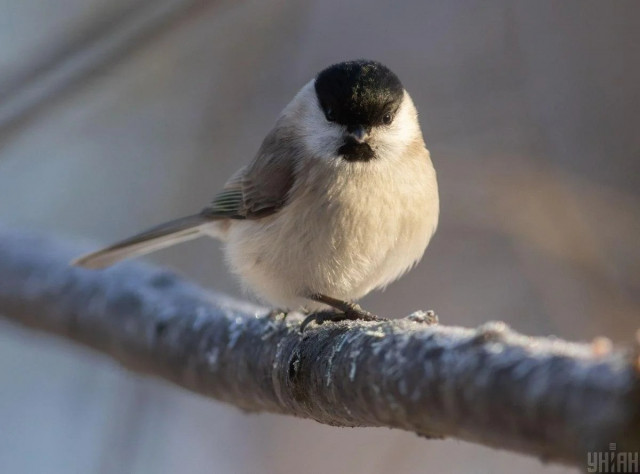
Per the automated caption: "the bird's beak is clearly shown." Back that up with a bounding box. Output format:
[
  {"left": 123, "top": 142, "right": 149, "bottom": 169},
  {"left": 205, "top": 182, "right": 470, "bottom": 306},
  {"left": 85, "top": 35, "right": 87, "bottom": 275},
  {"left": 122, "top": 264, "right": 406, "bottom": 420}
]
[{"left": 348, "top": 125, "right": 369, "bottom": 144}]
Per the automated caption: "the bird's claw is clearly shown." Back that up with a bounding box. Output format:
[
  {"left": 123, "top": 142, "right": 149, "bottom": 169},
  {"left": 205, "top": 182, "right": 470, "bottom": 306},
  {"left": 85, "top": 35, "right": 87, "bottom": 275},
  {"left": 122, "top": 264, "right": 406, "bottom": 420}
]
[
  {"left": 343, "top": 302, "right": 378, "bottom": 321},
  {"left": 299, "top": 306, "right": 384, "bottom": 332}
]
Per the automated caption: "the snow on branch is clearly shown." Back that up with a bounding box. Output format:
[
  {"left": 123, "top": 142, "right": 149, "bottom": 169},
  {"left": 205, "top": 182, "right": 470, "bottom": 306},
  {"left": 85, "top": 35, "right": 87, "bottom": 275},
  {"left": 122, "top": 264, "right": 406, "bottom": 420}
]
[{"left": 0, "top": 225, "right": 638, "bottom": 467}]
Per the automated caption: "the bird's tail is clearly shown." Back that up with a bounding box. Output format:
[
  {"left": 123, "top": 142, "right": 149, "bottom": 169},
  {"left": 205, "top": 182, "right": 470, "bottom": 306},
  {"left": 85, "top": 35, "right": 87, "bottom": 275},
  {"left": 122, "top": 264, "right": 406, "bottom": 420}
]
[{"left": 72, "top": 214, "right": 211, "bottom": 269}]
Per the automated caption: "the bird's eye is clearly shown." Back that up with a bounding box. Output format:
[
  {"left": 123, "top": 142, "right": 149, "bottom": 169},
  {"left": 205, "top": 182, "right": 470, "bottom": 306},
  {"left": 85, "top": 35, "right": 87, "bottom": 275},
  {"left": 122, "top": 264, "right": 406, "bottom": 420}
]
[
  {"left": 382, "top": 113, "right": 393, "bottom": 125},
  {"left": 325, "top": 107, "right": 335, "bottom": 122}
]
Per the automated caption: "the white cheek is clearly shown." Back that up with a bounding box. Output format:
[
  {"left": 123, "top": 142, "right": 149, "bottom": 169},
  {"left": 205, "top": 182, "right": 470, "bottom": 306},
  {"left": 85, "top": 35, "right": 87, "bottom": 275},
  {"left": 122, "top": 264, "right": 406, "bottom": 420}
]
[
  {"left": 372, "top": 92, "right": 421, "bottom": 162},
  {"left": 300, "top": 109, "right": 344, "bottom": 161},
  {"left": 283, "top": 80, "right": 343, "bottom": 162}
]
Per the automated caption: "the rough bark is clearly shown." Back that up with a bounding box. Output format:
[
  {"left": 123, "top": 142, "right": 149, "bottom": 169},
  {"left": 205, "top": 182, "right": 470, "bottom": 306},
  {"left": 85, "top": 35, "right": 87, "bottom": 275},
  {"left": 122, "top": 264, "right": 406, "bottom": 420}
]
[{"left": 0, "top": 225, "right": 638, "bottom": 467}]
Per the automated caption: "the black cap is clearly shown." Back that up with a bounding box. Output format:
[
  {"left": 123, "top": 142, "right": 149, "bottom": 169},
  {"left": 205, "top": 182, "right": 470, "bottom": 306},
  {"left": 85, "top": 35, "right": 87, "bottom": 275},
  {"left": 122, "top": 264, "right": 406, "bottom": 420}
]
[{"left": 314, "top": 60, "right": 404, "bottom": 128}]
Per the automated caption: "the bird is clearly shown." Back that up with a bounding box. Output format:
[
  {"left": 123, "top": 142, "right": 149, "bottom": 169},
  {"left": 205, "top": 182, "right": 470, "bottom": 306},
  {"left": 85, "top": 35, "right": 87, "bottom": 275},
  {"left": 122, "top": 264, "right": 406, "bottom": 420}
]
[{"left": 73, "top": 59, "right": 439, "bottom": 330}]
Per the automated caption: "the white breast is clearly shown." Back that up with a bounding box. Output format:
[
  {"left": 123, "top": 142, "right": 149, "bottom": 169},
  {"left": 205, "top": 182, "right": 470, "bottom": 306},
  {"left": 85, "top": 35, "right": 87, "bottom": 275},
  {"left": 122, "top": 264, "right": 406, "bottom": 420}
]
[{"left": 222, "top": 149, "right": 439, "bottom": 311}]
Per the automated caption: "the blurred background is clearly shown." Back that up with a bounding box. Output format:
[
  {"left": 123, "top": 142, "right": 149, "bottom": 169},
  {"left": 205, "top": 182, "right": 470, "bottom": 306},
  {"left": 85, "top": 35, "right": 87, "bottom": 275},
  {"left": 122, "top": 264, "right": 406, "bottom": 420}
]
[{"left": 1, "top": 1, "right": 639, "bottom": 472}]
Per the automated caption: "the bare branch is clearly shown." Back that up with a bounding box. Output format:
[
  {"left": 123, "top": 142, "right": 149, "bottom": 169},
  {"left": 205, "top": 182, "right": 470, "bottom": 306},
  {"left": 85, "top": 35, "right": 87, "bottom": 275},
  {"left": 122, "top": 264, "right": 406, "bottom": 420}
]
[{"left": 0, "top": 225, "right": 638, "bottom": 467}]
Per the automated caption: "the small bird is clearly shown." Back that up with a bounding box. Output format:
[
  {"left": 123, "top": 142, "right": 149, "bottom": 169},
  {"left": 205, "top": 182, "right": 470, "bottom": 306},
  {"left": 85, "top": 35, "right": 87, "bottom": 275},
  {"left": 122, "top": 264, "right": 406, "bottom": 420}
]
[{"left": 73, "top": 60, "right": 439, "bottom": 329}]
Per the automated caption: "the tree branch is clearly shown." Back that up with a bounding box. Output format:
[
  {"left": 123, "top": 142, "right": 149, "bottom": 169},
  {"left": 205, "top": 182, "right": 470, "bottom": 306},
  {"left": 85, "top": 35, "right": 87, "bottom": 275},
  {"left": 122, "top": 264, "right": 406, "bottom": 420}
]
[{"left": 0, "top": 225, "right": 638, "bottom": 467}]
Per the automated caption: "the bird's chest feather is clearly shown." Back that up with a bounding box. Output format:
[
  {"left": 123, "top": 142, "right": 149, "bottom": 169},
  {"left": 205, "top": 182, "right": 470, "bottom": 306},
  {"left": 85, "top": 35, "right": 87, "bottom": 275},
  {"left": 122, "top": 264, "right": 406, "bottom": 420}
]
[
  {"left": 225, "top": 155, "right": 437, "bottom": 304},
  {"left": 285, "top": 159, "right": 436, "bottom": 277}
]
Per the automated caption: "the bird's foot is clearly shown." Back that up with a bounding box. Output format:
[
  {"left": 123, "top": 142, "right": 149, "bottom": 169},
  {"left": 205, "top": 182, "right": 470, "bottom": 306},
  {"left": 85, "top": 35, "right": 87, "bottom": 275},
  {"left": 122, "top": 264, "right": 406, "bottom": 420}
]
[
  {"left": 300, "top": 304, "right": 384, "bottom": 332},
  {"left": 342, "top": 302, "right": 379, "bottom": 321}
]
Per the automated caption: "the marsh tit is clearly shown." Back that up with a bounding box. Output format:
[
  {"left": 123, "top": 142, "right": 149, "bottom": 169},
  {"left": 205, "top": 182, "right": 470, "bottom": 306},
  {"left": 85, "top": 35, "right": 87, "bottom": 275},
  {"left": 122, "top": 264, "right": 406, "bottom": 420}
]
[{"left": 73, "top": 60, "right": 439, "bottom": 329}]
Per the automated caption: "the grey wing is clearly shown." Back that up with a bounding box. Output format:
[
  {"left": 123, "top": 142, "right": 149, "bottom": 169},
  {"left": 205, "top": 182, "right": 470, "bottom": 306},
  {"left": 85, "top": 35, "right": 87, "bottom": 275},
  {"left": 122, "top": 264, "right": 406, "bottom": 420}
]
[
  {"left": 202, "top": 129, "right": 297, "bottom": 219},
  {"left": 73, "top": 133, "right": 297, "bottom": 269}
]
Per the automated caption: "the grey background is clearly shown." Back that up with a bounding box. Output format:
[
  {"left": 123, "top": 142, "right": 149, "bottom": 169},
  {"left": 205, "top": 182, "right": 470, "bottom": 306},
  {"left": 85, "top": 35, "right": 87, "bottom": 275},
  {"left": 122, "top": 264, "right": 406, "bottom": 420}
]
[{"left": 1, "top": 1, "right": 639, "bottom": 472}]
